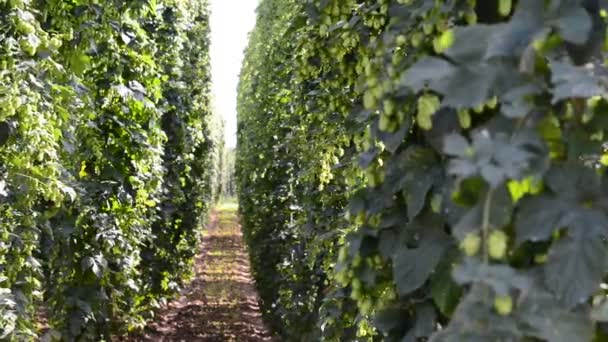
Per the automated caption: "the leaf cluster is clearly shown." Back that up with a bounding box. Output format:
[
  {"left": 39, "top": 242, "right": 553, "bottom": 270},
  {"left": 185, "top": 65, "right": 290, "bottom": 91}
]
[
  {"left": 238, "top": 0, "right": 608, "bottom": 340},
  {"left": 0, "top": 0, "right": 218, "bottom": 340}
]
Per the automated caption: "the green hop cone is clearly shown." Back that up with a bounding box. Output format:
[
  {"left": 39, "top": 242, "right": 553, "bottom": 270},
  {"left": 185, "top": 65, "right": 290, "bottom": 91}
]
[
  {"left": 488, "top": 230, "right": 508, "bottom": 260},
  {"left": 460, "top": 232, "right": 481, "bottom": 256},
  {"left": 494, "top": 295, "right": 513, "bottom": 316}
]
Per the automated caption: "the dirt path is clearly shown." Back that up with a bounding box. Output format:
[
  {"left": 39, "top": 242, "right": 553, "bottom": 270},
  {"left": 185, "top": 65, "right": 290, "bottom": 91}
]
[{"left": 127, "top": 203, "right": 275, "bottom": 341}]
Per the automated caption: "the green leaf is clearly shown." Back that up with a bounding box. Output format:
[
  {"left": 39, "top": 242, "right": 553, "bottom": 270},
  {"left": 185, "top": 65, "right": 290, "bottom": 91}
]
[
  {"left": 402, "top": 57, "right": 455, "bottom": 92},
  {"left": 553, "top": 6, "right": 592, "bottom": 45},
  {"left": 393, "top": 229, "right": 450, "bottom": 296},
  {"left": 516, "top": 163, "right": 608, "bottom": 244},
  {"left": 390, "top": 147, "right": 440, "bottom": 220},
  {"left": 429, "top": 285, "right": 523, "bottom": 342},
  {"left": 515, "top": 196, "right": 567, "bottom": 243},
  {"left": 438, "top": 66, "right": 497, "bottom": 109},
  {"left": 443, "top": 25, "right": 493, "bottom": 64},
  {"left": 454, "top": 186, "right": 513, "bottom": 239},
  {"left": 447, "top": 131, "right": 544, "bottom": 187},
  {"left": 374, "top": 305, "right": 408, "bottom": 336},
  {"left": 544, "top": 235, "right": 608, "bottom": 308},
  {"left": 550, "top": 61, "right": 605, "bottom": 103},
  {"left": 516, "top": 284, "right": 593, "bottom": 342},
  {"left": 453, "top": 259, "right": 530, "bottom": 296},
  {"left": 431, "top": 250, "right": 462, "bottom": 317},
  {"left": 443, "top": 134, "right": 470, "bottom": 158},
  {"left": 403, "top": 173, "right": 434, "bottom": 220},
  {"left": 409, "top": 303, "right": 437, "bottom": 339}
]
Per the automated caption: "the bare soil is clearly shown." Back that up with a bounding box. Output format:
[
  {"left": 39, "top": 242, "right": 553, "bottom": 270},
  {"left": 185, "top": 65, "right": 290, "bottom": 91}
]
[{"left": 124, "top": 203, "right": 275, "bottom": 342}]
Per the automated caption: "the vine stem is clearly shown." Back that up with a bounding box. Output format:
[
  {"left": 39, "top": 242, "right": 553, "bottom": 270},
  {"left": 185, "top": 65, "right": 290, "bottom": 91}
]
[
  {"left": 14, "top": 172, "right": 48, "bottom": 185},
  {"left": 481, "top": 188, "right": 494, "bottom": 265},
  {"left": 479, "top": 187, "right": 495, "bottom": 306}
]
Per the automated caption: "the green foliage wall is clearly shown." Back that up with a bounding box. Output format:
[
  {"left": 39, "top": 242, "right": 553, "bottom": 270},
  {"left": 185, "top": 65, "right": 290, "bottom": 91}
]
[
  {"left": 220, "top": 147, "right": 236, "bottom": 199},
  {"left": 0, "top": 0, "right": 216, "bottom": 340},
  {"left": 207, "top": 107, "right": 225, "bottom": 203},
  {"left": 237, "top": 0, "right": 608, "bottom": 340}
]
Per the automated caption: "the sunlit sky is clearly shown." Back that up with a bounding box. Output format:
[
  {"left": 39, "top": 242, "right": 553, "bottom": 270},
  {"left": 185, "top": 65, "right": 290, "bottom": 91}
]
[{"left": 210, "top": 0, "right": 259, "bottom": 148}]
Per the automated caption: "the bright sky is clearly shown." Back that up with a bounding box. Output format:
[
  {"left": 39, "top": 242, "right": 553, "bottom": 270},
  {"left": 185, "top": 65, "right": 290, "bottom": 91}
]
[{"left": 210, "top": 0, "right": 259, "bottom": 148}]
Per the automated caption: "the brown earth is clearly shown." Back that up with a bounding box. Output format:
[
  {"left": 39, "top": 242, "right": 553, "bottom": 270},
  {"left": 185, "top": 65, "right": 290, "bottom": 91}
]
[{"left": 123, "top": 203, "right": 275, "bottom": 342}]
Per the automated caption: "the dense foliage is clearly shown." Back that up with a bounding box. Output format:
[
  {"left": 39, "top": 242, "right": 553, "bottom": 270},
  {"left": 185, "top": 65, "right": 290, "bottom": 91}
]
[
  {"left": 221, "top": 147, "right": 236, "bottom": 200},
  {"left": 0, "top": 0, "right": 217, "bottom": 340},
  {"left": 237, "top": 0, "right": 608, "bottom": 340}
]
